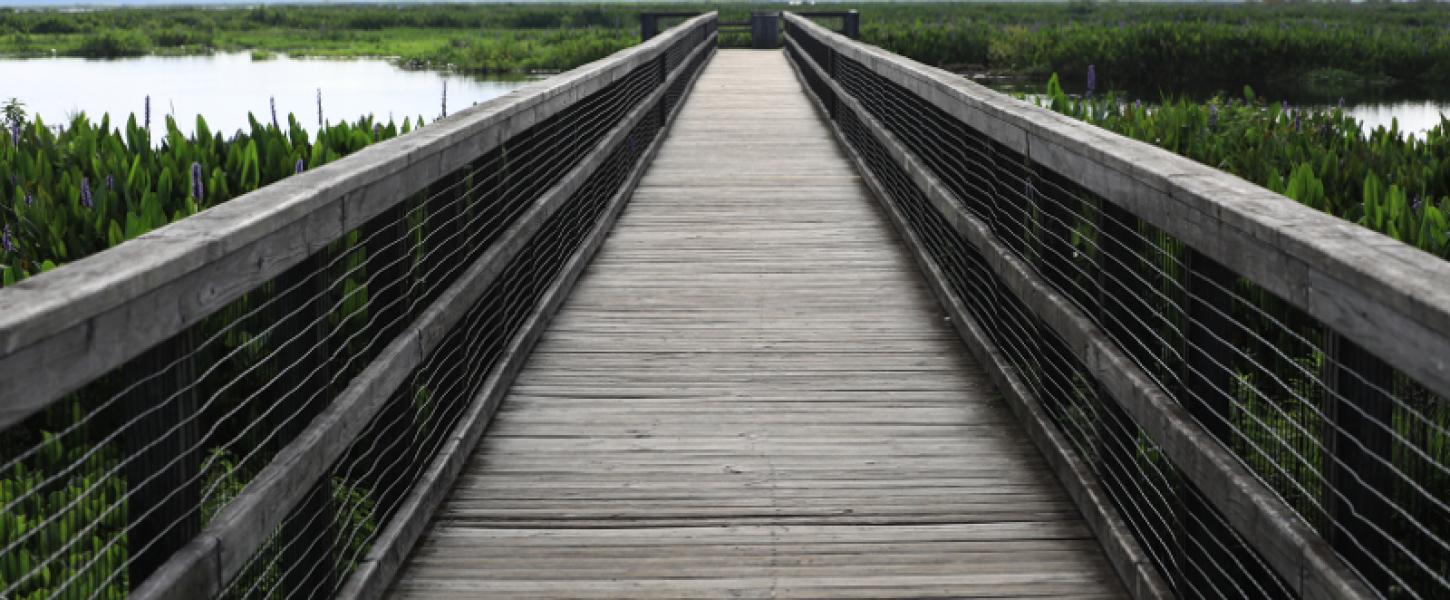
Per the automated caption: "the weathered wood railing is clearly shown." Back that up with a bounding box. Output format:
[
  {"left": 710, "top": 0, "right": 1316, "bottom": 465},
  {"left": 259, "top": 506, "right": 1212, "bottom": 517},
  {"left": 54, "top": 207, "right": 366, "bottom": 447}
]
[
  {"left": 0, "top": 13, "right": 715, "bottom": 600},
  {"left": 785, "top": 12, "right": 1448, "bottom": 600}
]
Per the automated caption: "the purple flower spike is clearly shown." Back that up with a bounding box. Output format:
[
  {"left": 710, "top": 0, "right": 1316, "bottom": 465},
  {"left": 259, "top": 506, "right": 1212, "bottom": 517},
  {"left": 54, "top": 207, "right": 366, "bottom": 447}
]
[
  {"left": 144, "top": 95, "right": 151, "bottom": 131},
  {"left": 1208, "top": 104, "right": 1218, "bottom": 130},
  {"left": 295, "top": 158, "right": 305, "bottom": 174},
  {"left": 191, "top": 162, "right": 204, "bottom": 200},
  {"left": 80, "top": 177, "right": 93, "bottom": 208},
  {"left": 1337, "top": 97, "right": 1346, "bottom": 110},
  {"left": 316, "top": 88, "right": 324, "bottom": 128},
  {"left": 1293, "top": 112, "right": 1302, "bottom": 132},
  {"left": 1086, "top": 64, "right": 1096, "bottom": 97},
  {"left": 441, "top": 80, "right": 448, "bottom": 118},
  {"left": 1134, "top": 99, "right": 1142, "bottom": 111},
  {"left": 106, "top": 174, "right": 115, "bottom": 190},
  {"left": 271, "top": 96, "right": 279, "bottom": 129},
  {"left": 24, "top": 193, "right": 33, "bottom": 206},
  {"left": 9, "top": 122, "right": 18, "bottom": 148},
  {"left": 2, "top": 225, "right": 14, "bottom": 253}
]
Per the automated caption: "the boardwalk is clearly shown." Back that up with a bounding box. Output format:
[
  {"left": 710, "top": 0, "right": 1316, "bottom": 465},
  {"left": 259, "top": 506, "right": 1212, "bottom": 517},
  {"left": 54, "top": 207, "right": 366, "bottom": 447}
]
[{"left": 385, "top": 50, "right": 1125, "bottom": 599}]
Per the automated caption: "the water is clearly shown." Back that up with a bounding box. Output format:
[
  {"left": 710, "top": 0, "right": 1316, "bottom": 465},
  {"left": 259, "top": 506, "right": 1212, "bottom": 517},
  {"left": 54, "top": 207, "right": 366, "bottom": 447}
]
[
  {"left": 2, "top": 52, "right": 534, "bottom": 137},
  {"left": 976, "top": 76, "right": 1449, "bottom": 139},
  {"left": 1345, "top": 101, "right": 1447, "bottom": 139}
]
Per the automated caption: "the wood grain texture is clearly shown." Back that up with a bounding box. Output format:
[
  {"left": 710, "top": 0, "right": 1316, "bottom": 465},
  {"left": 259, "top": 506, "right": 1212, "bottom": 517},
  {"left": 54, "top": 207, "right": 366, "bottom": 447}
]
[{"left": 385, "top": 50, "right": 1125, "bottom": 599}]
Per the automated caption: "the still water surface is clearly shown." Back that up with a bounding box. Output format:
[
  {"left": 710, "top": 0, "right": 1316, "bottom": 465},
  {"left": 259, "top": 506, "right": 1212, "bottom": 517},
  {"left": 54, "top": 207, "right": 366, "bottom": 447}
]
[
  {"left": 3, "top": 52, "right": 533, "bottom": 136},
  {"left": 5, "top": 53, "right": 1445, "bottom": 140}
]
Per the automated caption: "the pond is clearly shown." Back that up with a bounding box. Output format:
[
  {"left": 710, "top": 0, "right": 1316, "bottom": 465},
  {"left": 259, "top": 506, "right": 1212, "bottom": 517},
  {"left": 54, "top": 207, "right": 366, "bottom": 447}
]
[{"left": 1, "top": 52, "right": 534, "bottom": 137}]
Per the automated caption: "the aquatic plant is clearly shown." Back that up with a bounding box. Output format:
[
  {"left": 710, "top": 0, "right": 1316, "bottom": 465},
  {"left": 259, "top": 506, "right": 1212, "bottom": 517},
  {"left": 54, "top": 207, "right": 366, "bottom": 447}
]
[
  {"left": 1039, "top": 73, "right": 1450, "bottom": 259},
  {"left": 0, "top": 109, "right": 421, "bottom": 285},
  {"left": 190, "top": 162, "right": 203, "bottom": 201},
  {"left": 857, "top": 2, "right": 1450, "bottom": 96}
]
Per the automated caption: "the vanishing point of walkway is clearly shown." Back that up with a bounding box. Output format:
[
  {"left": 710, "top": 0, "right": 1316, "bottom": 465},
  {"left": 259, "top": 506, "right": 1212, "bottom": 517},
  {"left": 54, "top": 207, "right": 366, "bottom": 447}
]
[{"left": 386, "top": 50, "right": 1126, "bottom": 599}]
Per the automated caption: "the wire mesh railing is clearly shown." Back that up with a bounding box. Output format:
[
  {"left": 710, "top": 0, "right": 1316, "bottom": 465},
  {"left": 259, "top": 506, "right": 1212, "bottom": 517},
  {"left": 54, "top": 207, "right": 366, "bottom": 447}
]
[
  {"left": 786, "top": 12, "right": 1447, "bottom": 600},
  {"left": 0, "top": 13, "right": 716, "bottom": 600}
]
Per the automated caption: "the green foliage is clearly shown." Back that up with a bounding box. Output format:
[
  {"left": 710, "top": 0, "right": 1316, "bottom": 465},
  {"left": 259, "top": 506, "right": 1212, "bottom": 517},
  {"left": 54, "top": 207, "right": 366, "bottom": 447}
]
[
  {"left": 0, "top": 4, "right": 654, "bottom": 73},
  {"left": 1037, "top": 81, "right": 1450, "bottom": 258},
  {"left": 1, "top": 405, "right": 128, "bottom": 600},
  {"left": 74, "top": 30, "right": 151, "bottom": 58},
  {"left": 855, "top": 2, "right": 1450, "bottom": 97},
  {"left": 0, "top": 111, "right": 417, "bottom": 286}
]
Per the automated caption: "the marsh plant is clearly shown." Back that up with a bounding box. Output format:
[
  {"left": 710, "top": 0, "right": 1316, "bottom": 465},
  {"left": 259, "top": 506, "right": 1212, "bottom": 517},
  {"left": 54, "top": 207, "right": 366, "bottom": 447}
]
[
  {"left": 0, "top": 105, "right": 426, "bottom": 286},
  {"left": 1039, "top": 73, "right": 1450, "bottom": 258}
]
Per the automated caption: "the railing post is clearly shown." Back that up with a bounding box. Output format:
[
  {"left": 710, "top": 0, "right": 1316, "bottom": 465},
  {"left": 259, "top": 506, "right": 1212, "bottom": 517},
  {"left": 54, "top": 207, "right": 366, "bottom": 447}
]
[
  {"left": 657, "top": 53, "right": 669, "bottom": 123},
  {"left": 640, "top": 14, "right": 659, "bottom": 42},
  {"left": 843, "top": 10, "right": 860, "bottom": 39},
  {"left": 1180, "top": 247, "right": 1239, "bottom": 593},
  {"left": 751, "top": 12, "right": 780, "bottom": 49},
  {"left": 1323, "top": 331, "right": 1395, "bottom": 592},
  {"left": 826, "top": 49, "right": 839, "bottom": 120},
  {"left": 1095, "top": 200, "right": 1136, "bottom": 345},
  {"left": 276, "top": 250, "right": 339, "bottom": 599},
  {"left": 125, "top": 329, "right": 200, "bottom": 586},
  {"left": 1094, "top": 198, "right": 1139, "bottom": 532},
  {"left": 1183, "top": 248, "right": 1235, "bottom": 440},
  {"left": 1028, "top": 168, "right": 1074, "bottom": 416}
]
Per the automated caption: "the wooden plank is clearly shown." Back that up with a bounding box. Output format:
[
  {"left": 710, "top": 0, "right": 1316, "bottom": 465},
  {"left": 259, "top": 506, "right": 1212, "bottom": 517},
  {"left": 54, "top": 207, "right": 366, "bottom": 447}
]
[{"left": 385, "top": 50, "right": 1125, "bottom": 599}]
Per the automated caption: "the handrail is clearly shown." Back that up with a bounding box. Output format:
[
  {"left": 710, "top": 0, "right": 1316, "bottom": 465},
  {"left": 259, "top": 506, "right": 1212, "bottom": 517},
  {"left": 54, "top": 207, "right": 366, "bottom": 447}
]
[
  {"left": 0, "top": 13, "right": 716, "bottom": 600},
  {"left": 785, "top": 11, "right": 1446, "bottom": 600},
  {"left": 0, "top": 17, "right": 712, "bottom": 428}
]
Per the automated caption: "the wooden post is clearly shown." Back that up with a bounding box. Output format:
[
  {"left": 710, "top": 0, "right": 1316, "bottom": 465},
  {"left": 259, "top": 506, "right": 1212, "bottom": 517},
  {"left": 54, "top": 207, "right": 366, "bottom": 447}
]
[
  {"left": 640, "top": 14, "right": 659, "bottom": 42},
  {"left": 1180, "top": 247, "right": 1239, "bottom": 593},
  {"left": 1094, "top": 198, "right": 1139, "bottom": 526},
  {"left": 1028, "top": 168, "right": 1074, "bottom": 416},
  {"left": 657, "top": 54, "right": 670, "bottom": 124},
  {"left": 751, "top": 12, "right": 780, "bottom": 49},
  {"left": 842, "top": 10, "right": 860, "bottom": 39},
  {"left": 277, "top": 249, "right": 339, "bottom": 599},
  {"left": 1324, "top": 331, "right": 1395, "bottom": 593},
  {"left": 125, "top": 330, "right": 200, "bottom": 586},
  {"left": 1183, "top": 248, "right": 1236, "bottom": 441},
  {"left": 825, "top": 48, "right": 839, "bottom": 120},
  {"left": 1095, "top": 200, "right": 1136, "bottom": 346}
]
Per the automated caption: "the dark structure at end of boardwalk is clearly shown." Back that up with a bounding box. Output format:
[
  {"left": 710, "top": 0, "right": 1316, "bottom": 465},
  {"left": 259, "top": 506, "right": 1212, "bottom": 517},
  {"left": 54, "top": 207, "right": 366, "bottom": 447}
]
[{"left": 1, "top": 11, "right": 1447, "bottom": 600}]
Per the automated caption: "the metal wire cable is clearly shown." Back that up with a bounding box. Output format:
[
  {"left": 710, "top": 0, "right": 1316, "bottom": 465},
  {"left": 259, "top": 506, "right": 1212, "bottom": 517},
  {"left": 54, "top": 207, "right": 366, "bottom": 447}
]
[
  {"left": 0, "top": 24, "right": 711, "bottom": 600},
  {"left": 787, "top": 28, "right": 1448, "bottom": 596}
]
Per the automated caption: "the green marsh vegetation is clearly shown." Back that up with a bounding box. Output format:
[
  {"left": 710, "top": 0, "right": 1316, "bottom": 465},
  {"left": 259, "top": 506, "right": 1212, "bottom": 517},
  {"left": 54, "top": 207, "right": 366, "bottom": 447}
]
[
  {"left": 1038, "top": 76, "right": 1450, "bottom": 258},
  {"left": 0, "top": 4, "right": 645, "bottom": 73},
  {"left": 854, "top": 1, "right": 1450, "bottom": 101}
]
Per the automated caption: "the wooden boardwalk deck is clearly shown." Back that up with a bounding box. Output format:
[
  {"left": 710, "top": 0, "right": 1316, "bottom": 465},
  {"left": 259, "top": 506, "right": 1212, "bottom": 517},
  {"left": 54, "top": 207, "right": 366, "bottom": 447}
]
[{"left": 385, "top": 50, "right": 1126, "bottom": 599}]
